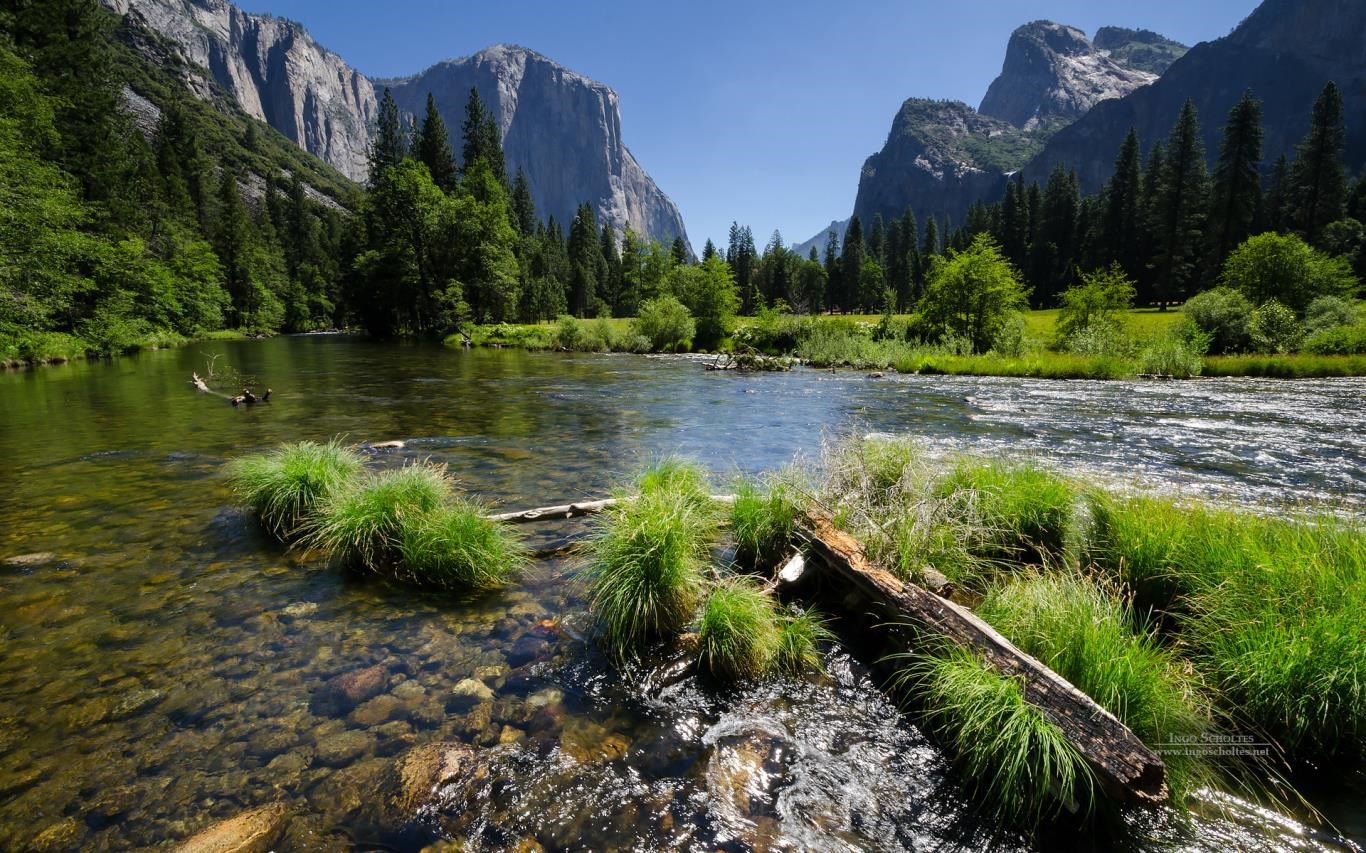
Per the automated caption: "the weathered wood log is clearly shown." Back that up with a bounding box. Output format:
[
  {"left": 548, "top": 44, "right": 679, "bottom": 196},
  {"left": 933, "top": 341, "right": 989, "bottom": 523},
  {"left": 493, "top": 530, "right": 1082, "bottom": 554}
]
[
  {"left": 488, "top": 495, "right": 735, "bottom": 524},
  {"left": 794, "top": 509, "right": 1168, "bottom": 805}
]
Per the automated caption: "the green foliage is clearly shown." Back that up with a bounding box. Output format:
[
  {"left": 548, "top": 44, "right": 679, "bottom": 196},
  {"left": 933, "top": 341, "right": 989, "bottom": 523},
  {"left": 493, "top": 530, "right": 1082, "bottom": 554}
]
[
  {"left": 226, "top": 439, "right": 365, "bottom": 537},
  {"left": 635, "top": 456, "right": 713, "bottom": 510},
  {"left": 1137, "top": 331, "right": 1205, "bottom": 377},
  {"left": 1248, "top": 299, "right": 1302, "bottom": 354},
  {"left": 1181, "top": 286, "right": 1253, "bottom": 354},
  {"left": 774, "top": 607, "right": 832, "bottom": 676},
  {"left": 697, "top": 578, "right": 782, "bottom": 680},
  {"left": 585, "top": 483, "right": 714, "bottom": 658},
  {"left": 1302, "top": 321, "right": 1366, "bottom": 355},
  {"left": 1220, "top": 232, "right": 1357, "bottom": 314},
  {"left": 1302, "top": 295, "right": 1357, "bottom": 336},
  {"left": 934, "top": 460, "right": 1078, "bottom": 566},
  {"left": 303, "top": 463, "right": 453, "bottom": 569},
  {"left": 730, "top": 477, "right": 799, "bottom": 570},
  {"left": 1055, "top": 264, "right": 1136, "bottom": 346},
  {"left": 668, "top": 255, "right": 738, "bottom": 349},
  {"left": 632, "top": 295, "right": 694, "bottom": 352},
  {"left": 894, "top": 646, "right": 1093, "bottom": 829},
  {"left": 920, "top": 234, "right": 1030, "bottom": 353},
  {"left": 396, "top": 499, "right": 527, "bottom": 591}
]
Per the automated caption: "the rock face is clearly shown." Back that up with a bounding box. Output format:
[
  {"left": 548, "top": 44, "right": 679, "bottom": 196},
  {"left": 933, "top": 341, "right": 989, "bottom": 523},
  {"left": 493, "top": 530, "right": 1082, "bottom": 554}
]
[
  {"left": 847, "top": 20, "right": 1183, "bottom": 242},
  {"left": 1023, "top": 0, "right": 1366, "bottom": 194},
  {"left": 978, "top": 21, "right": 1158, "bottom": 130},
  {"left": 385, "top": 45, "right": 689, "bottom": 244},
  {"left": 850, "top": 99, "right": 1029, "bottom": 234},
  {"left": 103, "top": 0, "right": 376, "bottom": 182},
  {"left": 1092, "top": 26, "right": 1189, "bottom": 76},
  {"left": 99, "top": 3, "right": 690, "bottom": 245}
]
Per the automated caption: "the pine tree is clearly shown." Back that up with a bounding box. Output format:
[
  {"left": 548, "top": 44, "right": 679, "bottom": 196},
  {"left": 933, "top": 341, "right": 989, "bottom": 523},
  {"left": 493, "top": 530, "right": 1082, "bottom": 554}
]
[
  {"left": 867, "top": 213, "right": 886, "bottom": 265},
  {"left": 460, "top": 87, "right": 506, "bottom": 184},
  {"left": 1264, "top": 154, "right": 1291, "bottom": 233},
  {"left": 370, "top": 88, "right": 407, "bottom": 186},
  {"left": 567, "top": 203, "right": 604, "bottom": 316},
  {"left": 922, "top": 215, "right": 940, "bottom": 259},
  {"left": 726, "top": 223, "right": 758, "bottom": 314},
  {"left": 1206, "top": 91, "right": 1264, "bottom": 269},
  {"left": 903, "top": 207, "right": 922, "bottom": 303},
  {"left": 1288, "top": 81, "right": 1348, "bottom": 244},
  {"left": 510, "top": 168, "right": 536, "bottom": 236},
  {"left": 671, "top": 236, "right": 690, "bottom": 265},
  {"left": 702, "top": 238, "right": 718, "bottom": 262},
  {"left": 600, "top": 223, "right": 623, "bottom": 314},
  {"left": 1149, "top": 100, "right": 1209, "bottom": 307},
  {"left": 214, "top": 169, "right": 254, "bottom": 326},
  {"left": 841, "top": 216, "right": 865, "bottom": 312},
  {"left": 998, "top": 174, "right": 1028, "bottom": 269},
  {"left": 1100, "top": 128, "right": 1143, "bottom": 279},
  {"left": 1030, "top": 165, "right": 1081, "bottom": 305},
  {"left": 413, "top": 93, "right": 457, "bottom": 192},
  {"left": 823, "top": 229, "right": 841, "bottom": 314}
]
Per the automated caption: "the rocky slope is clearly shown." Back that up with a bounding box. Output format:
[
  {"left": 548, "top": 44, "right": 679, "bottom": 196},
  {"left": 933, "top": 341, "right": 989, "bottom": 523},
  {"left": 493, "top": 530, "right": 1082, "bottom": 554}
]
[
  {"left": 384, "top": 45, "right": 689, "bottom": 244},
  {"left": 1093, "top": 27, "right": 1189, "bottom": 75},
  {"left": 837, "top": 20, "right": 1183, "bottom": 248},
  {"left": 1023, "top": 0, "right": 1366, "bottom": 193},
  {"left": 100, "top": 0, "right": 689, "bottom": 246},
  {"left": 978, "top": 21, "right": 1158, "bottom": 130}
]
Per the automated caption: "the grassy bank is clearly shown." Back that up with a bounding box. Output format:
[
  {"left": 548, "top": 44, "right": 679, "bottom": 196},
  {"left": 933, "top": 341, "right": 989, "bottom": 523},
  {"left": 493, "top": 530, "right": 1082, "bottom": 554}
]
[
  {"left": 1, "top": 328, "right": 252, "bottom": 369},
  {"left": 449, "top": 309, "right": 1366, "bottom": 379},
  {"left": 817, "top": 434, "right": 1362, "bottom": 829}
]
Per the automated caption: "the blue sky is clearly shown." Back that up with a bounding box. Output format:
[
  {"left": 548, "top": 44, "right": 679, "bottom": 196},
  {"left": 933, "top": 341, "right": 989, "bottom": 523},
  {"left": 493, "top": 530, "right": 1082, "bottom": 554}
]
[{"left": 251, "top": 0, "right": 1260, "bottom": 251}]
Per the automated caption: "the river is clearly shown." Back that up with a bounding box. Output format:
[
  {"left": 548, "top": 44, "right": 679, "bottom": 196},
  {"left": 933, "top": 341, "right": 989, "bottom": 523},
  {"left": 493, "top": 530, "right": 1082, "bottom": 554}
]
[{"left": 0, "top": 336, "right": 1362, "bottom": 851}]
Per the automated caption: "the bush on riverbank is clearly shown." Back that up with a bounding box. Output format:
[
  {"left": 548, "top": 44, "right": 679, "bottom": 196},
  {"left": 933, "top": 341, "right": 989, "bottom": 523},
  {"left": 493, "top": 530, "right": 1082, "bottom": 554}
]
[{"left": 227, "top": 439, "right": 365, "bottom": 537}]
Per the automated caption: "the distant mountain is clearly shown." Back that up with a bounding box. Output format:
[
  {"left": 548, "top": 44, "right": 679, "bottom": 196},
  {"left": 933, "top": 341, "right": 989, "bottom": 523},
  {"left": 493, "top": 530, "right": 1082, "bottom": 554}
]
[
  {"left": 1023, "top": 0, "right": 1366, "bottom": 193},
  {"left": 100, "top": 0, "right": 690, "bottom": 246},
  {"left": 1092, "top": 26, "right": 1189, "bottom": 76},
  {"left": 847, "top": 21, "right": 1179, "bottom": 237},
  {"left": 383, "top": 45, "right": 689, "bottom": 245},
  {"left": 978, "top": 21, "right": 1158, "bottom": 130},
  {"left": 790, "top": 218, "right": 848, "bottom": 259}
]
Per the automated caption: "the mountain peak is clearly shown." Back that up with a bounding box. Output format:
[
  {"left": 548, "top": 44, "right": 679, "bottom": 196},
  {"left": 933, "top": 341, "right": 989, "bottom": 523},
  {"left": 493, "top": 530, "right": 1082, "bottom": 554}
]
[{"left": 978, "top": 20, "right": 1157, "bottom": 130}]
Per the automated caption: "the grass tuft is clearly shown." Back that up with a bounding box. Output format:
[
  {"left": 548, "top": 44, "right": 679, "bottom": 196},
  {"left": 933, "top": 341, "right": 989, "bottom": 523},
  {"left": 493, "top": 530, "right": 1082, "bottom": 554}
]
[
  {"left": 697, "top": 577, "right": 782, "bottom": 680},
  {"left": 396, "top": 498, "right": 529, "bottom": 591},
  {"left": 935, "top": 459, "right": 1078, "bottom": 566},
  {"left": 226, "top": 439, "right": 365, "bottom": 537},
  {"left": 730, "top": 476, "right": 800, "bottom": 569},
  {"left": 636, "top": 456, "right": 714, "bottom": 510},
  {"left": 894, "top": 646, "right": 1095, "bottom": 829},
  {"left": 302, "top": 462, "right": 453, "bottom": 570},
  {"left": 585, "top": 486, "right": 715, "bottom": 658},
  {"left": 775, "top": 607, "right": 833, "bottom": 676}
]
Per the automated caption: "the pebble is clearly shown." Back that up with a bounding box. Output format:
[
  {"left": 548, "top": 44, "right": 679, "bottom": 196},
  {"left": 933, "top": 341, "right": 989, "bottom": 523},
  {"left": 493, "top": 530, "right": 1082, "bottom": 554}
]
[{"left": 449, "top": 677, "right": 494, "bottom": 710}]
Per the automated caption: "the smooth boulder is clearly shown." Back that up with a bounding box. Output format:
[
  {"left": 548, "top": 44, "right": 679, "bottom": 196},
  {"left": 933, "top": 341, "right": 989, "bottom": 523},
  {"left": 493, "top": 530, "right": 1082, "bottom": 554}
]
[{"left": 172, "top": 802, "right": 289, "bottom": 853}]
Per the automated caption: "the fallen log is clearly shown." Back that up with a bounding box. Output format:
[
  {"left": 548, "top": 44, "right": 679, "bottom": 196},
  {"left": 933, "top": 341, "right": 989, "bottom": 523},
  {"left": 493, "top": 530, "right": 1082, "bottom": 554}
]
[
  {"left": 488, "top": 495, "right": 734, "bottom": 524},
  {"left": 794, "top": 509, "right": 1167, "bottom": 805},
  {"left": 190, "top": 373, "right": 271, "bottom": 406}
]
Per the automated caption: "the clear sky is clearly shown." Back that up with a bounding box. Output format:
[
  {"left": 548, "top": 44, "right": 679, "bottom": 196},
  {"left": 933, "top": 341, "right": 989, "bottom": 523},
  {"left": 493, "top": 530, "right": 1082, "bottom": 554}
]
[{"left": 249, "top": 0, "right": 1260, "bottom": 252}]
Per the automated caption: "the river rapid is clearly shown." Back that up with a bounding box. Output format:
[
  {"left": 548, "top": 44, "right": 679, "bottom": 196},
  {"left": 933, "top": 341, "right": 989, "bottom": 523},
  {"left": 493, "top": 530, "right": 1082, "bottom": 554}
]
[{"left": 0, "top": 336, "right": 1361, "bottom": 851}]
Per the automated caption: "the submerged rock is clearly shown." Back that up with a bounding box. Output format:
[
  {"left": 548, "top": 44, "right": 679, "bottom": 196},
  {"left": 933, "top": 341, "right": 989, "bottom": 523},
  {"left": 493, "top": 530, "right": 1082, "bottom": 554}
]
[
  {"left": 380, "top": 741, "right": 485, "bottom": 832},
  {"left": 314, "top": 730, "right": 374, "bottom": 767},
  {"left": 1, "top": 552, "right": 60, "bottom": 569},
  {"left": 312, "top": 664, "right": 388, "bottom": 715},
  {"left": 171, "top": 802, "right": 289, "bottom": 853},
  {"left": 449, "top": 677, "right": 494, "bottom": 711}
]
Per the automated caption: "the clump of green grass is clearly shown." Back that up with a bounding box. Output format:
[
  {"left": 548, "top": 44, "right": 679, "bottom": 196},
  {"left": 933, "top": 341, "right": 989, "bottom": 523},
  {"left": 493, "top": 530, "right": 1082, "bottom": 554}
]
[
  {"left": 730, "top": 476, "right": 799, "bottom": 569},
  {"left": 396, "top": 498, "right": 529, "bottom": 591},
  {"left": 585, "top": 486, "right": 716, "bottom": 658},
  {"left": 226, "top": 439, "right": 365, "bottom": 537},
  {"left": 774, "top": 607, "right": 833, "bottom": 676},
  {"left": 697, "top": 577, "right": 783, "bottom": 680},
  {"left": 302, "top": 462, "right": 453, "bottom": 569},
  {"left": 636, "top": 456, "right": 714, "bottom": 509},
  {"left": 935, "top": 460, "right": 1079, "bottom": 565},
  {"left": 895, "top": 646, "right": 1095, "bottom": 829},
  {"left": 978, "top": 573, "right": 1218, "bottom": 797}
]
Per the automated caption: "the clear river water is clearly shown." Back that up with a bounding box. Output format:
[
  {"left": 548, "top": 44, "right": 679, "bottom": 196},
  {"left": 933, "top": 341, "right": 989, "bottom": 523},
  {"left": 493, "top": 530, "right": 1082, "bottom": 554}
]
[{"left": 0, "top": 335, "right": 1362, "bottom": 851}]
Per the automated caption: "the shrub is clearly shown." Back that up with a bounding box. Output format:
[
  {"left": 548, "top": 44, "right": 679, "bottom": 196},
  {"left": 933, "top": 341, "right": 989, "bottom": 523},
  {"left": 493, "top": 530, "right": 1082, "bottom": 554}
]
[
  {"left": 303, "top": 463, "right": 452, "bottom": 569},
  {"left": 730, "top": 477, "right": 799, "bottom": 569},
  {"left": 1248, "top": 299, "right": 1302, "bottom": 354},
  {"left": 585, "top": 486, "right": 715, "bottom": 657},
  {"left": 1219, "top": 232, "right": 1356, "bottom": 314},
  {"left": 1137, "top": 332, "right": 1204, "bottom": 377},
  {"left": 1055, "top": 264, "right": 1136, "bottom": 346},
  {"left": 1302, "top": 322, "right": 1366, "bottom": 355},
  {"left": 396, "top": 499, "right": 528, "bottom": 591},
  {"left": 552, "top": 315, "right": 606, "bottom": 351},
  {"left": 1063, "top": 321, "right": 1137, "bottom": 358},
  {"left": 919, "top": 234, "right": 1030, "bottom": 353},
  {"left": 1182, "top": 286, "right": 1253, "bottom": 354},
  {"left": 894, "top": 647, "right": 1093, "bottom": 828},
  {"left": 632, "top": 295, "right": 695, "bottom": 352},
  {"left": 1301, "top": 295, "right": 1357, "bottom": 336},
  {"left": 697, "top": 577, "right": 782, "bottom": 680},
  {"left": 227, "top": 440, "right": 365, "bottom": 537}
]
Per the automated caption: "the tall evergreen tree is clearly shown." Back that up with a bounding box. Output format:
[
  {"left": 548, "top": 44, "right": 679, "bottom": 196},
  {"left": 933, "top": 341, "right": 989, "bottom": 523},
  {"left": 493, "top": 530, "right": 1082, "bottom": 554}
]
[
  {"left": 823, "top": 229, "right": 841, "bottom": 314},
  {"left": 922, "top": 215, "right": 940, "bottom": 259},
  {"left": 671, "top": 236, "right": 690, "bottom": 265},
  {"left": 460, "top": 87, "right": 506, "bottom": 184},
  {"left": 369, "top": 87, "right": 407, "bottom": 186},
  {"left": 726, "top": 223, "right": 758, "bottom": 314},
  {"left": 414, "top": 92, "right": 457, "bottom": 192},
  {"left": 1100, "top": 128, "right": 1144, "bottom": 279},
  {"left": 1149, "top": 100, "right": 1209, "bottom": 307},
  {"left": 567, "top": 203, "right": 604, "bottom": 316},
  {"left": 867, "top": 213, "right": 886, "bottom": 265},
  {"left": 1264, "top": 154, "right": 1291, "bottom": 233},
  {"left": 841, "top": 216, "right": 865, "bottom": 312},
  {"left": 1206, "top": 92, "right": 1264, "bottom": 268},
  {"left": 1288, "top": 81, "right": 1348, "bottom": 244},
  {"left": 510, "top": 168, "right": 536, "bottom": 236},
  {"left": 701, "top": 238, "right": 718, "bottom": 262},
  {"left": 1031, "top": 165, "right": 1081, "bottom": 305},
  {"left": 600, "top": 223, "right": 623, "bottom": 314},
  {"left": 998, "top": 174, "right": 1029, "bottom": 269}
]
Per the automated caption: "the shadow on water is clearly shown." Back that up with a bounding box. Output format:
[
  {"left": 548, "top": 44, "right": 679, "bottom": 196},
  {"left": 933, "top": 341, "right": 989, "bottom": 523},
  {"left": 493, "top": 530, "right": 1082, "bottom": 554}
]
[{"left": 0, "top": 336, "right": 1361, "bottom": 850}]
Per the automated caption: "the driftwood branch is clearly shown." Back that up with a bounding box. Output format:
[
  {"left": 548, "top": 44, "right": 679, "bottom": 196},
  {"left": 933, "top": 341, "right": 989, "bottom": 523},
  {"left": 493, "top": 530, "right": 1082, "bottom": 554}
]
[
  {"left": 795, "top": 509, "right": 1167, "bottom": 805},
  {"left": 189, "top": 372, "right": 271, "bottom": 406},
  {"left": 488, "top": 495, "right": 735, "bottom": 524}
]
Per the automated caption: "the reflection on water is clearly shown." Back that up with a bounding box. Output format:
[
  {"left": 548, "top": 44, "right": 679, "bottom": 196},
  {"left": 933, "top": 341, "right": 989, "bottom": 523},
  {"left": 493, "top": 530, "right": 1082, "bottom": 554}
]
[{"left": 0, "top": 337, "right": 1361, "bottom": 851}]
